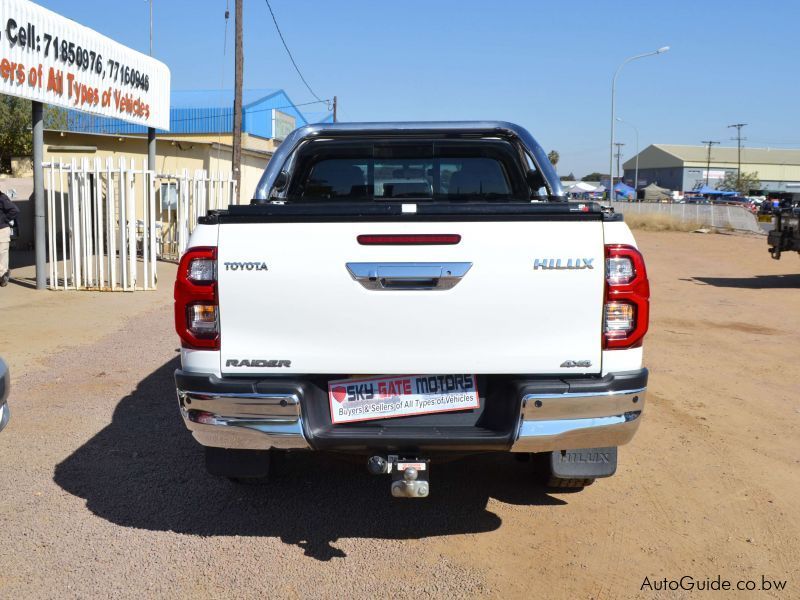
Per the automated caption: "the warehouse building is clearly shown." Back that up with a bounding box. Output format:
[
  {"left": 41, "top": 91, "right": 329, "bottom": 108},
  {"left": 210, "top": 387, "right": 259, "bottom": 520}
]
[{"left": 622, "top": 144, "right": 800, "bottom": 196}]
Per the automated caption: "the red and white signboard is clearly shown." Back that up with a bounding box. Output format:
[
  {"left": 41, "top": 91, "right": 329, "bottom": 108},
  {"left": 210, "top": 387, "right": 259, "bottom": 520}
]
[
  {"left": 328, "top": 374, "right": 480, "bottom": 424},
  {"left": 0, "top": 0, "right": 170, "bottom": 129}
]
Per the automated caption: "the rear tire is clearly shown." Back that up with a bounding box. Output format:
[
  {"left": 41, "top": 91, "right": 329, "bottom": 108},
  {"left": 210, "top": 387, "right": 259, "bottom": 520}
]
[{"left": 204, "top": 447, "right": 272, "bottom": 481}]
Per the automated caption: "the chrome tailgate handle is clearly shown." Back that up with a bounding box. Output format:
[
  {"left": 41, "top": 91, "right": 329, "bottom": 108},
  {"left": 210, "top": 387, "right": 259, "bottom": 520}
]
[{"left": 346, "top": 262, "right": 472, "bottom": 291}]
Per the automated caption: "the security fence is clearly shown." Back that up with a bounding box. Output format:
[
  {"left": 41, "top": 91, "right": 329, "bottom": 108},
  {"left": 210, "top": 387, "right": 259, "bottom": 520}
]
[
  {"left": 610, "top": 201, "right": 762, "bottom": 234},
  {"left": 44, "top": 157, "right": 236, "bottom": 291}
]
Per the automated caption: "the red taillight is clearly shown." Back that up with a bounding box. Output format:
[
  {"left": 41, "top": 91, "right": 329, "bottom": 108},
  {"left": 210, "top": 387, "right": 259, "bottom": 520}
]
[
  {"left": 604, "top": 244, "right": 650, "bottom": 349},
  {"left": 357, "top": 234, "right": 461, "bottom": 245},
  {"left": 174, "top": 247, "right": 219, "bottom": 350}
]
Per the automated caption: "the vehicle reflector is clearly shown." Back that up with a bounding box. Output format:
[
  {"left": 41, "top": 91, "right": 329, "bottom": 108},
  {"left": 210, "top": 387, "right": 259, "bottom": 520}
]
[
  {"left": 604, "top": 244, "right": 650, "bottom": 349},
  {"left": 357, "top": 234, "right": 461, "bottom": 245}
]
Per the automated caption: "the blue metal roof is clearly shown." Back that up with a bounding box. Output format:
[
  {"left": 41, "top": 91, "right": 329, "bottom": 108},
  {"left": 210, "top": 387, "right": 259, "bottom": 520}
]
[
  {"left": 65, "top": 88, "right": 333, "bottom": 137},
  {"left": 169, "top": 89, "right": 281, "bottom": 109}
]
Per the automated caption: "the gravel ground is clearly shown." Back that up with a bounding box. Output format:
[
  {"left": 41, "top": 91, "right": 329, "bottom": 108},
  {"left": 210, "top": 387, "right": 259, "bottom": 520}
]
[{"left": 0, "top": 231, "right": 799, "bottom": 598}]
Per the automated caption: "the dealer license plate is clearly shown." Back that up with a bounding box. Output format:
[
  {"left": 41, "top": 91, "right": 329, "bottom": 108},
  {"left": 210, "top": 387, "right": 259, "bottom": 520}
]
[{"left": 328, "top": 374, "right": 479, "bottom": 424}]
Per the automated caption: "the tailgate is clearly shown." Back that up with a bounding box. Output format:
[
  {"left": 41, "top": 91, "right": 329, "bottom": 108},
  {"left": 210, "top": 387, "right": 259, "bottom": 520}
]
[{"left": 217, "top": 220, "right": 605, "bottom": 375}]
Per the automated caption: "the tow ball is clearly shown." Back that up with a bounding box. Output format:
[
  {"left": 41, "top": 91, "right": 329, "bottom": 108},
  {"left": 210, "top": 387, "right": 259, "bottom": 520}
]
[{"left": 367, "top": 455, "right": 430, "bottom": 498}]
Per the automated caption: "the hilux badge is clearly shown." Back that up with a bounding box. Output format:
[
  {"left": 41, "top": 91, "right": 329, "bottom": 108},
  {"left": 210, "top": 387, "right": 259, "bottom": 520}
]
[{"left": 533, "top": 258, "right": 594, "bottom": 270}]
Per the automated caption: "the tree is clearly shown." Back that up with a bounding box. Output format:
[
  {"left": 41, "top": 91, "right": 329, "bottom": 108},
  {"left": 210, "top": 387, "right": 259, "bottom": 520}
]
[
  {"left": 0, "top": 96, "right": 32, "bottom": 169},
  {"left": 547, "top": 150, "right": 559, "bottom": 166},
  {"left": 718, "top": 170, "right": 760, "bottom": 195},
  {"left": 581, "top": 172, "right": 608, "bottom": 182},
  {"left": 559, "top": 172, "right": 576, "bottom": 181},
  {"left": 0, "top": 95, "right": 68, "bottom": 172}
]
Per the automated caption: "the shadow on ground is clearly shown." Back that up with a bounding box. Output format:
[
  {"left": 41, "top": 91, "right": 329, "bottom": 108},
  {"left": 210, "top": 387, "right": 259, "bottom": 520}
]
[
  {"left": 689, "top": 274, "right": 800, "bottom": 289},
  {"left": 54, "top": 358, "right": 565, "bottom": 560},
  {"left": 9, "top": 249, "right": 35, "bottom": 270}
]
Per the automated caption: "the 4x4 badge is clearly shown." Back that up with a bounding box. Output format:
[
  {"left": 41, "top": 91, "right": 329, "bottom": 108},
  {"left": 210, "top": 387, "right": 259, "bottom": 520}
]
[{"left": 560, "top": 360, "right": 592, "bottom": 368}]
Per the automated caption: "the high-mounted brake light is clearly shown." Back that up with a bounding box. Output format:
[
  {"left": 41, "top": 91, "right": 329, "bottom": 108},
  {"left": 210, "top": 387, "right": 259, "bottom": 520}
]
[
  {"left": 357, "top": 234, "right": 461, "bottom": 245},
  {"left": 175, "top": 247, "right": 219, "bottom": 349},
  {"left": 603, "top": 244, "right": 650, "bottom": 349}
]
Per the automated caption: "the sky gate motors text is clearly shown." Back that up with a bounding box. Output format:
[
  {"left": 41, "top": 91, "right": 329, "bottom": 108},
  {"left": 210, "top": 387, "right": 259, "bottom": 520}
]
[{"left": 343, "top": 375, "right": 475, "bottom": 402}]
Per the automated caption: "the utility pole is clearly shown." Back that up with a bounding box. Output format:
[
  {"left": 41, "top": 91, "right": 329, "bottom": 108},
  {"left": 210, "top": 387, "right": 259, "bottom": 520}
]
[
  {"left": 232, "top": 0, "right": 243, "bottom": 204},
  {"left": 728, "top": 123, "right": 747, "bottom": 191},
  {"left": 613, "top": 142, "right": 625, "bottom": 184},
  {"left": 147, "top": 0, "right": 156, "bottom": 178},
  {"left": 332, "top": 96, "right": 337, "bottom": 123},
  {"left": 701, "top": 140, "right": 719, "bottom": 186}
]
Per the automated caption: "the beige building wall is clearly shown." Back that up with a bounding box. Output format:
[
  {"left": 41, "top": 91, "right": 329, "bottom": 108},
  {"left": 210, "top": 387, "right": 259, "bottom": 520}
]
[{"left": 43, "top": 130, "right": 273, "bottom": 203}]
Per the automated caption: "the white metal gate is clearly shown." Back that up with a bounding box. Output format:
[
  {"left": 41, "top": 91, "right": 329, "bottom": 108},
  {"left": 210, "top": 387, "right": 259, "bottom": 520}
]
[
  {"left": 157, "top": 169, "right": 238, "bottom": 262},
  {"left": 44, "top": 158, "right": 237, "bottom": 291}
]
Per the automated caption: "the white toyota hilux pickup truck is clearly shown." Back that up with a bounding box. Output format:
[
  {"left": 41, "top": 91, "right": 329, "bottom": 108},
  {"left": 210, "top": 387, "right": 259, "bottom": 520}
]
[{"left": 174, "top": 122, "right": 649, "bottom": 497}]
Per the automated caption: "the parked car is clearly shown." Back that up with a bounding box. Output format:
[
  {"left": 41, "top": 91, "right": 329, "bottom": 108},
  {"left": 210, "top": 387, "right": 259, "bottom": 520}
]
[
  {"left": 0, "top": 358, "right": 9, "bottom": 432},
  {"left": 768, "top": 199, "right": 800, "bottom": 259},
  {"left": 173, "top": 122, "right": 650, "bottom": 497}
]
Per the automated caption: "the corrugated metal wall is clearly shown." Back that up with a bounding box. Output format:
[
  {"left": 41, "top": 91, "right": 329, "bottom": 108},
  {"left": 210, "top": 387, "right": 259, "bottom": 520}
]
[{"left": 67, "top": 107, "right": 233, "bottom": 135}]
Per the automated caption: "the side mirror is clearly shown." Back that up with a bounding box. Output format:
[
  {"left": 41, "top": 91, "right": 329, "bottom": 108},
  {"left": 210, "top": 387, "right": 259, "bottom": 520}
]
[{"left": 273, "top": 170, "right": 289, "bottom": 191}]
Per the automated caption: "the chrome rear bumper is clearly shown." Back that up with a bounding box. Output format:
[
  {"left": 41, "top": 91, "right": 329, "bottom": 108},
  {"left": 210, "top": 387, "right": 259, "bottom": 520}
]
[
  {"left": 178, "top": 389, "right": 310, "bottom": 450},
  {"left": 176, "top": 369, "right": 647, "bottom": 453},
  {"left": 510, "top": 388, "right": 645, "bottom": 452}
]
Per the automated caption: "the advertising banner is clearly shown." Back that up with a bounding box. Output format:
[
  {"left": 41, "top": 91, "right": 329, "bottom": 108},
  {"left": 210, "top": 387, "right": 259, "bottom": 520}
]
[
  {"left": 328, "top": 374, "right": 480, "bottom": 424},
  {"left": 272, "top": 109, "right": 296, "bottom": 141},
  {"left": 0, "top": 0, "right": 170, "bottom": 129}
]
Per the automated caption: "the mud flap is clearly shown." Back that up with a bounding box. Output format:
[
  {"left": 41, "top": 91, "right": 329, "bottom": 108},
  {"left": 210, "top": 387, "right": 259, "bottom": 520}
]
[{"left": 549, "top": 447, "right": 617, "bottom": 479}]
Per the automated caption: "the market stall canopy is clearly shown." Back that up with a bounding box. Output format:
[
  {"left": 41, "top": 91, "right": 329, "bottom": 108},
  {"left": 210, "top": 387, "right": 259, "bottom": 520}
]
[
  {"left": 689, "top": 185, "right": 736, "bottom": 196},
  {"left": 567, "top": 182, "right": 598, "bottom": 193},
  {"left": 643, "top": 183, "right": 672, "bottom": 203},
  {"left": 614, "top": 182, "right": 636, "bottom": 199}
]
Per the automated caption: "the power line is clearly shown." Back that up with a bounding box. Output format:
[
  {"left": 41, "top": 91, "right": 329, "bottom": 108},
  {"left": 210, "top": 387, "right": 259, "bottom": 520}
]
[{"left": 263, "top": 0, "right": 325, "bottom": 105}]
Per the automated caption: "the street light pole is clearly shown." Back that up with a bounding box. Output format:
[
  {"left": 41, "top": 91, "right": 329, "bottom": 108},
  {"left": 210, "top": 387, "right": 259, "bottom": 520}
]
[
  {"left": 609, "top": 46, "right": 669, "bottom": 201},
  {"left": 616, "top": 117, "right": 639, "bottom": 193}
]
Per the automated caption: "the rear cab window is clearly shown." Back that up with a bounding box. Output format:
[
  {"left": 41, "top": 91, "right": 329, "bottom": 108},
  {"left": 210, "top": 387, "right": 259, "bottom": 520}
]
[{"left": 287, "top": 140, "right": 534, "bottom": 202}]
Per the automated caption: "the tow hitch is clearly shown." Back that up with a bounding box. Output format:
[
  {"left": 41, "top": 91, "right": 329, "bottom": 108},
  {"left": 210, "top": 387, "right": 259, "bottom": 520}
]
[{"left": 368, "top": 455, "right": 430, "bottom": 498}]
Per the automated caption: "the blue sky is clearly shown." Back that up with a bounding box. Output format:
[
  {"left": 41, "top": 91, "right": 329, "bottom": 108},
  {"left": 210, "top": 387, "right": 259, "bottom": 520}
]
[{"left": 37, "top": 0, "right": 800, "bottom": 177}]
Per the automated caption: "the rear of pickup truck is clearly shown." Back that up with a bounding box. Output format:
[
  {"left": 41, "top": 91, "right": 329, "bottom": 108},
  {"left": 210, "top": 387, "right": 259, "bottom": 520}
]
[{"left": 174, "top": 122, "right": 649, "bottom": 496}]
